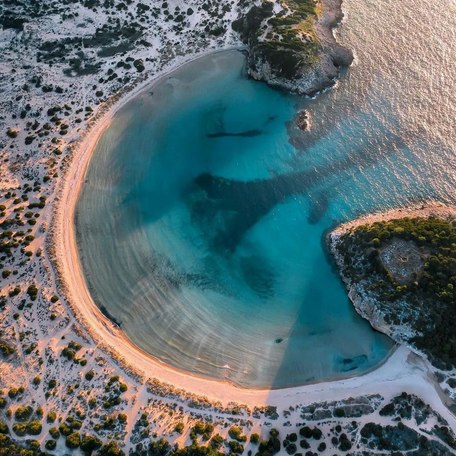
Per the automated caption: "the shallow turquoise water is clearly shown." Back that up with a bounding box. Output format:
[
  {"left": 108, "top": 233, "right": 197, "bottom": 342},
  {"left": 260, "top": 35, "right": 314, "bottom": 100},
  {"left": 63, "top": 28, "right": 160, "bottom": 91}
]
[{"left": 76, "top": 37, "right": 454, "bottom": 387}]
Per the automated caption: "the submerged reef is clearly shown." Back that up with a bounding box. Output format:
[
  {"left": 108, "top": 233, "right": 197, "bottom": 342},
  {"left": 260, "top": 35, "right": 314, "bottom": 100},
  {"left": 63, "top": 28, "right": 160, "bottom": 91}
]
[{"left": 233, "top": 0, "right": 353, "bottom": 95}]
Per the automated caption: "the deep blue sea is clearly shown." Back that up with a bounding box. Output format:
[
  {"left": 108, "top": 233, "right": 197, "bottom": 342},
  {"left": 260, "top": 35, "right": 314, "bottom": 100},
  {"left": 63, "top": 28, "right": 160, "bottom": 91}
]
[{"left": 76, "top": 0, "right": 455, "bottom": 388}]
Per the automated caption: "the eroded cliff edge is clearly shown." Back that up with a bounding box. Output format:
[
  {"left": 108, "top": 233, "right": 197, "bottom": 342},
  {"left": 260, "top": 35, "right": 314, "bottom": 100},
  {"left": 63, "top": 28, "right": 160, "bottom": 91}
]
[{"left": 233, "top": 0, "right": 353, "bottom": 95}]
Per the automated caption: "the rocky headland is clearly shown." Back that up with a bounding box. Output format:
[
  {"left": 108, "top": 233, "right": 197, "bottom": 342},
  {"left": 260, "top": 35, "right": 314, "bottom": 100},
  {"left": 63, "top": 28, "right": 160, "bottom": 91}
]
[
  {"left": 329, "top": 204, "right": 456, "bottom": 405},
  {"left": 233, "top": 0, "right": 353, "bottom": 95}
]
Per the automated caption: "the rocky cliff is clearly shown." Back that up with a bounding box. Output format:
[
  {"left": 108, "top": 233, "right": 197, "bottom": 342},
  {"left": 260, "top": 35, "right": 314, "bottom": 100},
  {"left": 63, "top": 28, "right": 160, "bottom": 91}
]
[{"left": 233, "top": 0, "right": 353, "bottom": 95}]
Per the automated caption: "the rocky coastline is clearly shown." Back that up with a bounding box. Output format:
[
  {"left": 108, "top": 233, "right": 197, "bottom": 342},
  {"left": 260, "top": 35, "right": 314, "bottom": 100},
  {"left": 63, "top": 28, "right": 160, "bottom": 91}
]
[
  {"left": 329, "top": 232, "right": 405, "bottom": 343},
  {"left": 328, "top": 203, "right": 456, "bottom": 376},
  {"left": 234, "top": 0, "right": 353, "bottom": 95}
]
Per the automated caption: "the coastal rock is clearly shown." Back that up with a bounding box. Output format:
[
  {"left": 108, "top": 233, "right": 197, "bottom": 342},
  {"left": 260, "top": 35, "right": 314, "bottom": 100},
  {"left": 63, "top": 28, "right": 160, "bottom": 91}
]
[
  {"left": 329, "top": 230, "right": 422, "bottom": 349},
  {"left": 329, "top": 234, "right": 400, "bottom": 339},
  {"left": 248, "top": 48, "right": 348, "bottom": 96},
  {"left": 295, "top": 110, "right": 311, "bottom": 131}
]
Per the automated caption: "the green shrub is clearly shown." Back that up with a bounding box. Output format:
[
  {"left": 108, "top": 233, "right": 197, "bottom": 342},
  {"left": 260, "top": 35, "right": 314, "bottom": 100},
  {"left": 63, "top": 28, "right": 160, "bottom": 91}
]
[
  {"left": 98, "top": 440, "right": 125, "bottom": 455},
  {"left": 228, "top": 440, "right": 244, "bottom": 454},
  {"left": 1, "top": 270, "right": 11, "bottom": 279},
  {"left": 49, "top": 426, "right": 60, "bottom": 439},
  {"left": 0, "top": 343, "right": 15, "bottom": 357},
  {"left": 6, "top": 128, "right": 18, "bottom": 138},
  {"left": 66, "top": 431, "right": 81, "bottom": 448},
  {"left": 26, "top": 420, "right": 42, "bottom": 435},
  {"left": 26, "top": 284, "right": 38, "bottom": 301},
  {"left": 228, "top": 425, "right": 246, "bottom": 442},
  {"left": 0, "top": 420, "right": 9, "bottom": 434},
  {"left": 59, "top": 422, "right": 72, "bottom": 436},
  {"left": 250, "top": 433, "right": 260, "bottom": 444},
  {"left": 47, "top": 411, "right": 57, "bottom": 423},
  {"left": 8, "top": 388, "right": 19, "bottom": 399},
  {"left": 285, "top": 443, "right": 297, "bottom": 454},
  {"left": 14, "top": 405, "right": 33, "bottom": 421},
  {"left": 85, "top": 370, "right": 95, "bottom": 381},
  {"left": 119, "top": 383, "right": 128, "bottom": 392},
  {"left": 80, "top": 434, "right": 102, "bottom": 453},
  {"left": 12, "top": 423, "right": 27, "bottom": 436},
  {"left": 210, "top": 434, "right": 224, "bottom": 449},
  {"left": 29, "top": 439, "right": 40, "bottom": 451},
  {"left": 45, "top": 439, "right": 57, "bottom": 450}
]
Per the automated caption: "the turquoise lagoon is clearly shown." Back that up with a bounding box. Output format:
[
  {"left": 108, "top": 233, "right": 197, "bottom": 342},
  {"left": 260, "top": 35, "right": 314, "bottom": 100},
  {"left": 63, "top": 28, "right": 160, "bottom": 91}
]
[{"left": 76, "top": 40, "right": 454, "bottom": 388}]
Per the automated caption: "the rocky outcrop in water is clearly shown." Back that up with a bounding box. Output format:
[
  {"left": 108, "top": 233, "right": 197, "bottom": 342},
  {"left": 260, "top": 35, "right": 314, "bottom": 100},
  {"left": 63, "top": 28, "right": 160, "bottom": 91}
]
[
  {"left": 296, "top": 110, "right": 311, "bottom": 131},
  {"left": 233, "top": 0, "right": 353, "bottom": 95}
]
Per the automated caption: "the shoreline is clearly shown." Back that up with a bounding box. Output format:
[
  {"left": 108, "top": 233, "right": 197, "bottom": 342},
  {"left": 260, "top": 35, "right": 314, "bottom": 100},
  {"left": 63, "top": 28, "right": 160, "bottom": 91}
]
[
  {"left": 53, "top": 46, "right": 396, "bottom": 402},
  {"left": 52, "top": 48, "right": 449, "bottom": 412},
  {"left": 330, "top": 203, "right": 456, "bottom": 237}
]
